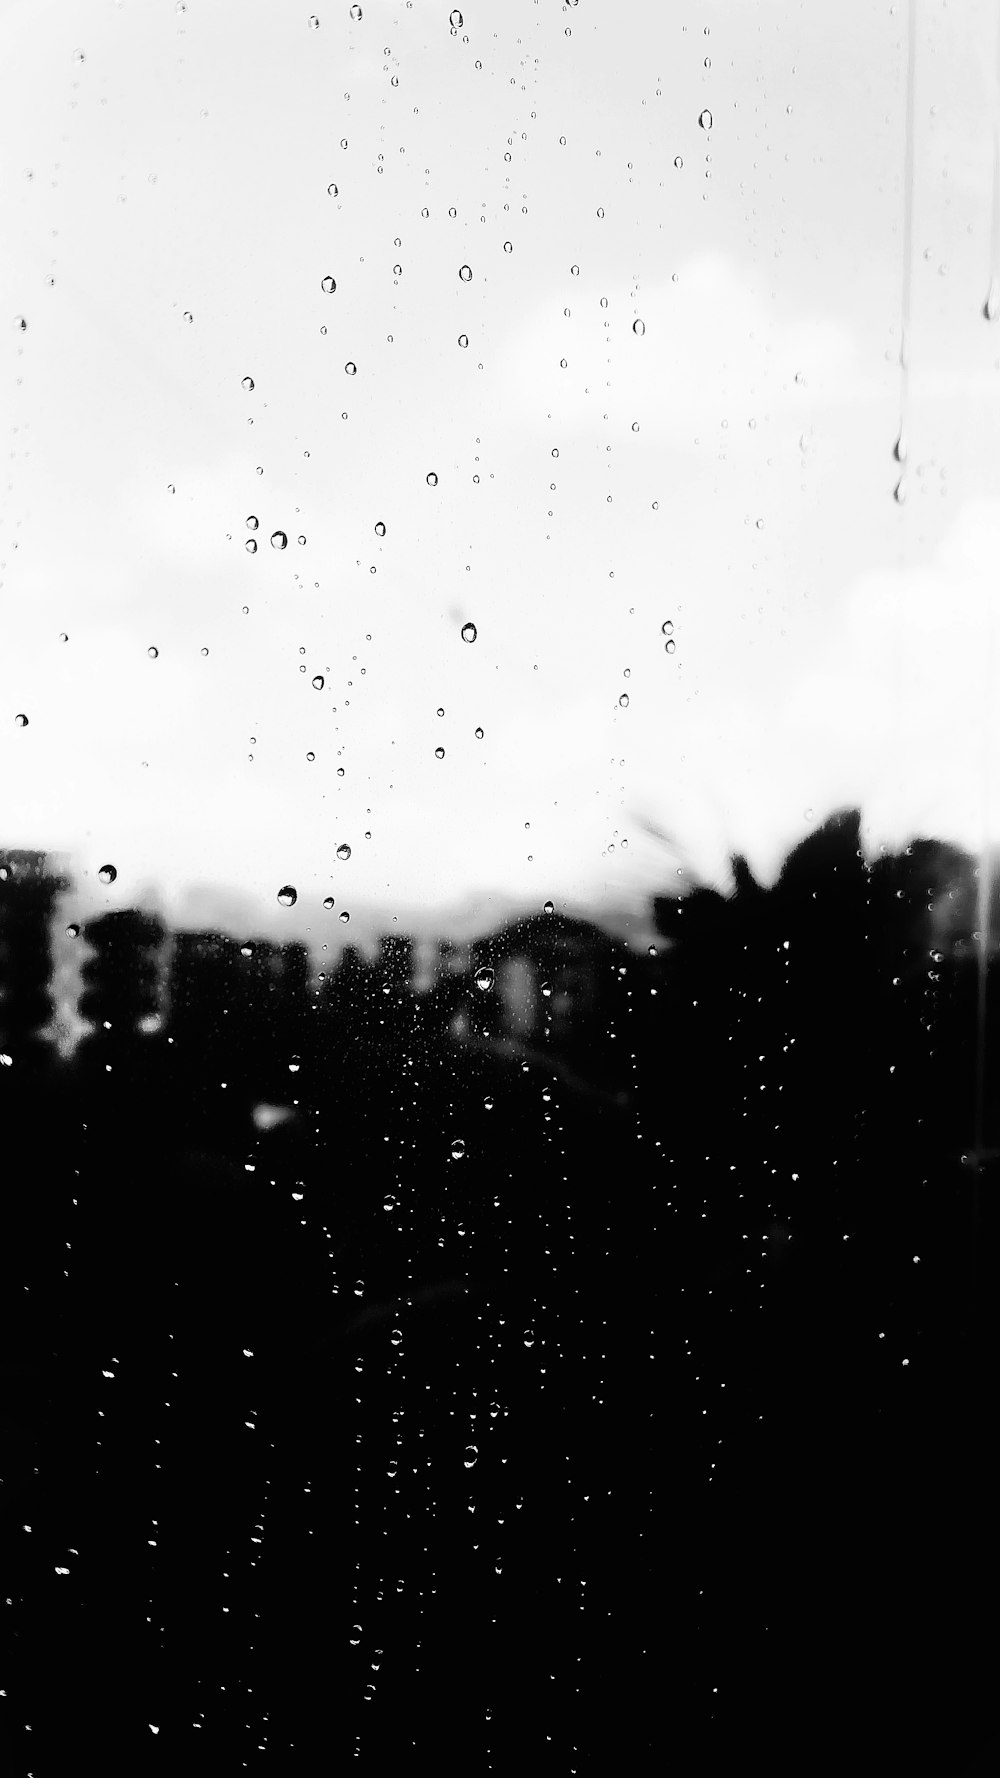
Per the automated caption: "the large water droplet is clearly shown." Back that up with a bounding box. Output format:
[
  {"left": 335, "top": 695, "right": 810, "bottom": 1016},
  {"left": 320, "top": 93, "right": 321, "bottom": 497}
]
[
  {"left": 323, "top": 895, "right": 335, "bottom": 910},
  {"left": 277, "top": 884, "right": 297, "bottom": 906},
  {"left": 543, "top": 899, "right": 554, "bottom": 915},
  {"left": 345, "top": 361, "right": 356, "bottom": 376},
  {"left": 327, "top": 182, "right": 338, "bottom": 197},
  {"left": 475, "top": 725, "right": 484, "bottom": 739},
  {"left": 148, "top": 645, "right": 159, "bottom": 659},
  {"left": 463, "top": 1445, "right": 478, "bottom": 1468},
  {"left": 337, "top": 843, "right": 352, "bottom": 861},
  {"left": 426, "top": 471, "right": 438, "bottom": 486},
  {"left": 699, "top": 108, "right": 713, "bottom": 129},
  {"left": 375, "top": 521, "right": 386, "bottom": 536},
  {"left": 475, "top": 966, "right": 494, "bottom": 991},
  {"left": 349, "top": 3, "right": 362, "bottom": 18},
  {"left": 458, "top": 333, "right": 469, "bottom": 348},
  {"left": 14, "top": 713, "right": 28, "bottom": 727},
  {"left": 246, "top": 538, "right": 257, "bottom": 553},
  {"left": 450, "top": 8, "right": 464, "bottom": 25},
  {"left": 271, "top": 531, "right": 287, "bottom": 549},
  {"left": 662, "top": 619, "right": 674, "bottom": 634},
  {"left": 665, "top": 638, "right": 676, "bottom": 654},
  {"left": 435, "top": 746, "right": 445, "bottom": 759},
  {"left": 321, "top": 275, "right": 337, "bottom": 294},
  {"left": 98, "top": 864, "right": 117, "bottom": 885},
  {"left": 242, "top": 375, "right": 254, "bottom": 392},
  {"left": 459, "top": 264, "right": 472, "bottom": 282},
  {"left": 633, "top": 318, "right": 645, "bottom": 336},
  {"left": 461, "top": 621, "right": 477, "bottom": 643},
  {"left": 312, "top": 674, "right": 324, "bottom": 689},
  {"left": 451, "top": 1138, "right": 466, "bottom": 1160},
  {"left": 246, "top": 515, "right": 258, "bottom": 530}
]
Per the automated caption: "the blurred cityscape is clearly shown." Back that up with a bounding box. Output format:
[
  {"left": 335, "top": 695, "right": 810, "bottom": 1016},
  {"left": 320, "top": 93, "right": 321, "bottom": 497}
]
[{"left": 1, "top": 809, "right": 998, "bottom": 1773}]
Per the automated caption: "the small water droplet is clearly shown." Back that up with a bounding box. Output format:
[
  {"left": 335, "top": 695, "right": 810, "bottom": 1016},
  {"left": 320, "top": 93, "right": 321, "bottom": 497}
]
[
  {"left": 662, "top": 620, "right": 673, "bottom": 634},
  {"left": 98, "top": 864, "right": 117, "bottom": 885},
  {"left": 240, "top": 942, "right": 255, "bottom": 959},
  {"left": 350, "top": 3, "right": 362, "bottom": 18},
  {"left": 461, "top": 621, "right": 477, "bottom": 643},
  {"left": 337, "top": 843, "right": 352, "bottom": 861},
  {"left": 484, "top": 1094, "right": 494, "bottom": 1110},
  {"left": 310, "top": 12, "right": 323, "bottom": 26},
  {"left": 339, "top": 910, "right": 350, "bottom": 923},
  {"left": 350, "top": 1626, "right": 362, "bottom": 1646},
  {"left": 450, "top": 10, "right": 464, "bottom": 29},
  {"left": 459, "top": 264, "right": 472, "bottom": 282},
  {"left": 426, "top": 471, "right": 438, "bottom": 486},
  {"left": 435, "top": 746, "right": 445, "bottom": 759},
  {"left": 619, "top": 692, "right": 629, "bottom": 707},
  {"left": 312, "top": 675, "right": 325, "bottom": 689},
  {"left": 246, "top": 538, "right": 257, "bottom": 553},
  {"left": 147, "top": 645, "right": 158, "bottom": 659},
  {"left": 893, "top": 476, "right": 907, "bottom": 505},
  {"left": 699, "top": 108, "right": 713, "bottom": 130},
  {"left": 183, "top": 310, "right": 194, "bottom": 324},
  {"left": 543, "top": 899, "right": 554, "bottom": 915},
  {"left": 242, "top": 375, "right": 254, "bottom": 392},
  {"left": 475, "top": 966, "right": 494, "bottom": 991},
  {"left": 375, "top": 521, "right": 386, "bottom": 537},
  {"left": 66, "top": 923, "right": 79, "bottom": 939},
  {"left": 345, "top": 361, "right": 356, "bottom": 376},
  {"left": 14, "top": 315, "right": 27, "bottom": 331},
  {"left": 298, "top": 534, "right": 306, "bottom": 545},
  {"left": 463, "top": 1445, "right": 478, "bottom": 1468},
  {"left": 475, "top": 726, "right": 484, "bottom": 739},
  {"left": 893, "top": 429, "right": 907, "bottom": 464},
  {"left": 327, "top": 182, "right": 339, "bottom": 197},
  {"left": 306, "top": 750, "right": 315, "bottom": 762},
  {"left": 277, "top": 884, "right": 297, "bottom": 906},
  {"left": 323, "top": 895, "right": 335, "bottom": 910},
  {"left": 271, "top": 531, "right": 287, "bottom": 549},
  {"left": 665, "top": 638, "right": 676, "bottom": 654},
  {"left": 59, "top": 632, "right": 69, "bottom": 643},
  {"left": 674, "top": 155, "right": 684, "bottom": 169},
  {"left": 321, "top": 275, "right": 337, "bottom": 293},
  {"left": 14, "top": 713, "right": 28, "bottom": 727},
  {"left": 523, "top": 1329, "right": 535, "bottom": 1348},
  {"left": 451, "top": 1138, "right": 466, "bottom": 1160},
  {"left": 633, "top": 318, "right": 645, "bottom": 336},
  {"left": 246, "top": 515, "right": 258, "bottom": 530}
]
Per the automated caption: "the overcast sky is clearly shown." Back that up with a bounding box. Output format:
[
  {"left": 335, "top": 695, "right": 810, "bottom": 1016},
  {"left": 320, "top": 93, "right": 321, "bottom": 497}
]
[{"left": 2, "top": 0, "right": 1000, "bottom": 949}]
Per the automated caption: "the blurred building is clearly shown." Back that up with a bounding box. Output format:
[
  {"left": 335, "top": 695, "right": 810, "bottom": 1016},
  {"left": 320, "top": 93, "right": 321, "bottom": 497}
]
[{"left": 0, "top": 849, "right": 70, "bottom": 1069}]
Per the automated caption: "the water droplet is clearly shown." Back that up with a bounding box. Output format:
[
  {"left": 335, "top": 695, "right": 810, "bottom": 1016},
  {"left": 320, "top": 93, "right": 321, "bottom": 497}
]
[
  {"left": 242, "top": 375, "right": 254, "bottom": 392},
  {"left": 375, "top": 520, "right": 386, "bottom": 536},
  {"left": 662, "top": 620, "right": 673, "bottom": 634},
  {"left": 98, "top": 864, "right": 117, "bottom": 885},
  {"left": 350, "top": 1626, "right": 362, "bottom": 1646},
  {"left": 65, "top": 923, "right": 79, "bottom": 939},
  {"left": 484, "top": 1094, "right": 494, "bottom": 1110},
  {"left": 323, "top": 895, "right": 335, "bottom": 910},
  {"left": 310, "top": 12, "right": 322, "bottom": 26},
  {"left": 458, "top": 333, "right": 469, "bottom": 348},
  {"left": 450, "top": 9, "right": 464, "bottom": 28},
  {"left": 698, "top": 108, "right": 713, "bottom": 130},
  {"left": 298, "top": 534, "right": 306, "bottom": 545},
  {"left": 463, "top": 1445, "right": 478, "bottom": 1468},
  {"left": 14, "top": 315, "right": 27, "bottom": 332},
  {"left": 246, "top": 538, "right": 257, "bottom": 553},
  {"left": 277, "top": 885, "right": 297, "bottom": 906},
  {"left": 14, "top": 713, "right": 28, "bottom": 727},
  {"left": 339, "top": 910, "right": 350, "bottom": 923},
  {"left": 665, "top": 638, "right": 676, "bottom": 654},
  {"left": 345, "top": 361, "right": 356, "bottom": 376},
  {"left": 619, "top": 691, "right": 629, "bottom": 707},
  {"left": 426, "top": 471, "right": 438, "bottom": 486},
  {"left": 570, "top": 264, "right": 579, "bottom": 276},
  {"left": 312, "top": 674, "right": 325, "bottom": 689},
  {"left": 451, "top": 1138, "right": 466, "bottom": 1160},
  {"left": 337, "top": 843, "right": 352, "bottom": 861},
  {"left": 633, "top": 318, "right": 645, "bottom": 336},
  {"left": 543, "top": 899, "right": 554, "bottom": 915},
  {"left": 321, "top": 275, "right": 337, "bottom": 294},
  {"left": 246, "top": 515, "right": 258, "bottom": 530},
  {"left": 240, "top": 942, "right": 255, "bottom": 959},
  {"left": 540, "top": 980, "right": 552, "bottom": 999},
  {"left": 893, "top": 429, "right": 907, "bottom": 464},
  {"left": 893, "top": 477, "right": 907, "bottom": 505},
  {"left": 459, "top": 264, "right": 472, "bottom": 282},
  {"left": 674, "top": 155, "right": 684, "bottom": 169},
  {"left": 523, "top": 1329, "right": 535, "bottom": 1348},
  {"left": 167, "top": 483, "right": 175, "bottom": 495},
  {"left": 475, "top": 966, "right": 494, "bottom": 991},
  {"left": 435, "top": 746, "right": 445, "bottom": 759},
  {"left": 147, "top": 645, "right": 159, "bottom": 659},
  {"left": 350, "top": 3, "right": 362, "bottom": 17},
  {"left": 59, "top": 632, "right": 69, "bottom": 643},
  {"left": 461, "top": 621, "right": 477, "bottom": 643},
  {"left": 182, "top": 311, "right": 194, "bottom": 324},
  {"left": 271, "top": 530, "right": 287, "bottom": 549},
  {"left": 327, "top": 182, "right": 339, "bottom": 197},
  {"left": 475, "top": 726, "right": 484, "bottom": 739}
]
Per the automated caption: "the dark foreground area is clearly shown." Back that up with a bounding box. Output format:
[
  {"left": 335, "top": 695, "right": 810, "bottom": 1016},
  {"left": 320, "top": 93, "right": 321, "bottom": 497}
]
[{"left": 1, "top": 812, "right": 998, "bottom": 1773}]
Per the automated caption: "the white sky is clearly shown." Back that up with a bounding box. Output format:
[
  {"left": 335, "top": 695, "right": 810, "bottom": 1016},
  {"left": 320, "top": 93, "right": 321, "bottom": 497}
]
[{"left": 2, "top": 0, "right": 1000, "bottom": 948}]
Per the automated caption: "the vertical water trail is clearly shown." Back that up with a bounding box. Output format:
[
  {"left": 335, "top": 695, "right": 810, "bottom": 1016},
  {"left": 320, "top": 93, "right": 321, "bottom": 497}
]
[
  {"left": 983, "top": 1, "right": 1000, "bottom": 320},
  {"left": 894, "top": 0, "right": 917, "bottom": 498}
]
